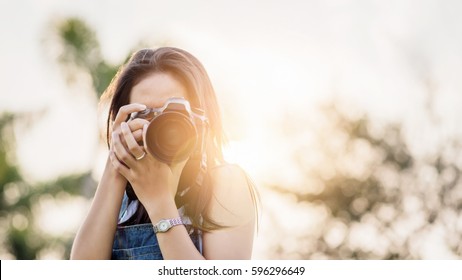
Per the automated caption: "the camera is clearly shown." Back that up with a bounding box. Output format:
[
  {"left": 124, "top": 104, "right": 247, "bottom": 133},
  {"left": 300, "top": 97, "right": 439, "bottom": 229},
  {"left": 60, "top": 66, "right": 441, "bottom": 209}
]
[{"left": 129, "top": 97, "right": 208, "bottom": 164}]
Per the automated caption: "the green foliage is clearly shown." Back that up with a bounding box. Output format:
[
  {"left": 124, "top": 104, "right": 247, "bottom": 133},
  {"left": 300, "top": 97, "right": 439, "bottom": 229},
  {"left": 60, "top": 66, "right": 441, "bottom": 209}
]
[
  {"left": 57, "top": 18, "right": 99, "bottom": 68},
  {"left": 0, "top": 114, "right": 21, "bottom": 209},
  {"left": 53, "top": 17, "right": 119, "bottom": 97}
]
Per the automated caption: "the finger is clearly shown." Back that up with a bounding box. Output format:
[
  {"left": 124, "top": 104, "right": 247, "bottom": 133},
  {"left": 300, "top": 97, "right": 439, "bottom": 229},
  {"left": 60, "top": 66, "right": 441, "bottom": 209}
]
[
  {"left": 142, "top": 123, "right": 149, "bottom": 152},
  {"left": 127, "top": 118, "right": 150, "bottom": 131},
  {"left": 109, "top": 150, "right": 131, "bottom": 179},
  {"left": 127, "top": 118, "right": 150, "bottom": 143},
  {"left": 132, "top": 129, "right": 144, "bottom": 143},
  {"left": 112, "top": 117, "right": 148, "bottom": 148},
  {"left": 112, "top": 131, "right": 136, "bottom": 167},
  {"left": 121, "top": 122, "right": 145, "bottom": 160},
  {"left": 113, "top": 103, "right": 147, "bottom": 127}
]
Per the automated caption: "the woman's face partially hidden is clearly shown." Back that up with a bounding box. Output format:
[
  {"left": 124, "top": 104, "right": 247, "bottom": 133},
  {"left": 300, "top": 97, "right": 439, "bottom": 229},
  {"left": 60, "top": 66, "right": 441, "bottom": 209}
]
[
  {"left": 129, "top": 72, "right": 189, "bottom": 109},
  {"left": 128, "top": 72, "right": 191, "bottom": 170}
]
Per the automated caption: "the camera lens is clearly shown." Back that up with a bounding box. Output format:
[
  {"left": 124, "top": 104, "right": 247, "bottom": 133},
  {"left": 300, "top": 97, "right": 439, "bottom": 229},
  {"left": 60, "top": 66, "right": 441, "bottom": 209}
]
[{"left": 145, "top": 111, "right": 197, "bottom": 164}]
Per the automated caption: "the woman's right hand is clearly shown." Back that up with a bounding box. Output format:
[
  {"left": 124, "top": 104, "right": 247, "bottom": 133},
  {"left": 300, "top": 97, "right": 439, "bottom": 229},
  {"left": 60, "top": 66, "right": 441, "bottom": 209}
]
[{"left": 108, "top": 103, "right": 149, "bottom": 178}]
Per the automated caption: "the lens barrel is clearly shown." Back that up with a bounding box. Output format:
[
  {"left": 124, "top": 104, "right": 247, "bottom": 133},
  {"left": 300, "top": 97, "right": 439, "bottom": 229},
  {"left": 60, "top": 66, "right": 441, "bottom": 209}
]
[{"left": 144, "top": 111, "right": 197, "bottom": 164}]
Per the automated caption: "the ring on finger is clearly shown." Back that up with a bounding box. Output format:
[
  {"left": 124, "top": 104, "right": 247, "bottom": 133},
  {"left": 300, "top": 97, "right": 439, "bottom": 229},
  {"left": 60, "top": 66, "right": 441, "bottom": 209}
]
[{"left": 135, "top": 152, "right": 146, "bottom": 161}]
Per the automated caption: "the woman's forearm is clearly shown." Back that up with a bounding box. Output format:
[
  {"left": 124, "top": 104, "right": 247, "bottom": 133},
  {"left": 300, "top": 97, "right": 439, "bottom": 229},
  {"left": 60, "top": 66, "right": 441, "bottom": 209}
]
[
  {"left": 70, "top": 158, "right": 126, "bottom": 259},
  {"left": 146, "top": 196, "right": 205, "bottom": 260}
]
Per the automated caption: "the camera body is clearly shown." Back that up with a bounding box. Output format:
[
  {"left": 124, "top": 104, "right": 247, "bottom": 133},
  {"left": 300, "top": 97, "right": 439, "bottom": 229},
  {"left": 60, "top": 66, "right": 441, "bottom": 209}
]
[{"left": 129, "top": 97, "right": 208, "bottom": 164}]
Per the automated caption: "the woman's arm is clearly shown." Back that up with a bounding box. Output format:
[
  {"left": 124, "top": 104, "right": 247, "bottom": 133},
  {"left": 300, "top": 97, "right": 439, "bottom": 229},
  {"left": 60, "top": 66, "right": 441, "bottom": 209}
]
[
  {"left": 202, "top": 164, "right": 256, "bottom": 259},
  {"left": 70, "top": 158, "right": 126, "bottom": 259},
  {"left": 71, "top": 103, "right": 147, "bottom": 259}
]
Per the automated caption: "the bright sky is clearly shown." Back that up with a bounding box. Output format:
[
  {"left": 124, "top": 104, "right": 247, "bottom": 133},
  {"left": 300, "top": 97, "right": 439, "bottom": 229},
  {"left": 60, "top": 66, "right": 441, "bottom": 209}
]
[{"left": 1, "top": 0, "right": 462, "bottom": 259}]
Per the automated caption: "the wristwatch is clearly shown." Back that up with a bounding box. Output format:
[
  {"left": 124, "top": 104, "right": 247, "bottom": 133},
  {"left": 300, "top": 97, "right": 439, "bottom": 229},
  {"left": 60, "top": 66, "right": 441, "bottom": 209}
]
[{"left": 153, "top": 217, "right": 184, "bottom": 233}]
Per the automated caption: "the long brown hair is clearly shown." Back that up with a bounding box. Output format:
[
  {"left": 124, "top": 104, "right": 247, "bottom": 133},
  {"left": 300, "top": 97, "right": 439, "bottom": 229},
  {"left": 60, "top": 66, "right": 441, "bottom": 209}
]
[{"left": 100, "top": 47, "right": 228, "bottom": 230}]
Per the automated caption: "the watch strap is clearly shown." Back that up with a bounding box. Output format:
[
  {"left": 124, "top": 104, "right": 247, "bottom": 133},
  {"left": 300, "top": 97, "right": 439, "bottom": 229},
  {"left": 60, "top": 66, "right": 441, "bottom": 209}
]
[
  {"left": 169, "top": 217, "right": 183, "bottom": 227},
  {"left": 153, "top": 217, "right": 184, "bottom": 233}
]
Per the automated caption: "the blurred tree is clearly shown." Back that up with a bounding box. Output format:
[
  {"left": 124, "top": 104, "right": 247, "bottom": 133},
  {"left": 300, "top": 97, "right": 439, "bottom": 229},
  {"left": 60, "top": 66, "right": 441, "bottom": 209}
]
[
  {"left": 46, "top": 17, "right": 149, "bottom": 99},
  {"left": 49, "top": 17, "right": 117, "bottom": 98},
  {"left": 267, "top": 102, "right": 462, "bottom": 259},
  {"left": 0, "top": 17, "right": 127, "bottom": 259},
  {"left": 0, "top": 113, "right": 94, "bottom": 259}
]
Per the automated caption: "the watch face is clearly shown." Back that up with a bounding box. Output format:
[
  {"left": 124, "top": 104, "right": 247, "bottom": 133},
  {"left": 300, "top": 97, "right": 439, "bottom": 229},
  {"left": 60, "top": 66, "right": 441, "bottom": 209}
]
[{"left": 159, "top": 221, "right": 170, "bottom": 232}]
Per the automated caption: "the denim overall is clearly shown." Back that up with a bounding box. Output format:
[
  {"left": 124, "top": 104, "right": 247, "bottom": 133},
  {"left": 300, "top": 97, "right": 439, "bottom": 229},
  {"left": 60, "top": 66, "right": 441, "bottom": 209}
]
[{"left": 111, "top": 193, "right": 203, "bottom": 260}]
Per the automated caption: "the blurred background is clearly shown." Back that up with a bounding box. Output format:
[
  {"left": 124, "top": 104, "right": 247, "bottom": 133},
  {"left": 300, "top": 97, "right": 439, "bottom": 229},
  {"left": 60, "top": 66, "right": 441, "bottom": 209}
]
[{"left": 1, "top": 0, "right": 462, "bottom": 259}]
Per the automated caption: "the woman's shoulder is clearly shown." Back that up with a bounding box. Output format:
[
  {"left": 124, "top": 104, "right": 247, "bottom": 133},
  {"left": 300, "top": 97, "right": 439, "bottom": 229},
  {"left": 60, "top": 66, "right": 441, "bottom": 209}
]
[
  {"left": 208, "top": 163, "right": 253, "bottom": 195},
  {"left": 208, "top": 162, "right": 247, "bottom": 179},
  {"left": 207, "top": 163, "right": 257, "bottom": 228}
]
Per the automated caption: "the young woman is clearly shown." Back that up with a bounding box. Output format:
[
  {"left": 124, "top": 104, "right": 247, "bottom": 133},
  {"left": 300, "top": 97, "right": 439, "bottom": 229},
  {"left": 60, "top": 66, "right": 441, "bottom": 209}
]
[{"left": 70, "top": 47, "right": 258, "bottom": 260}]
